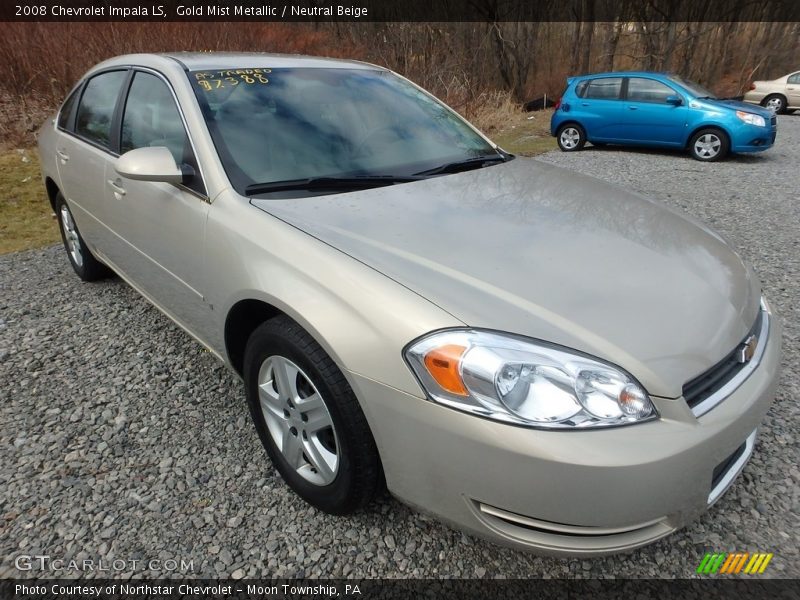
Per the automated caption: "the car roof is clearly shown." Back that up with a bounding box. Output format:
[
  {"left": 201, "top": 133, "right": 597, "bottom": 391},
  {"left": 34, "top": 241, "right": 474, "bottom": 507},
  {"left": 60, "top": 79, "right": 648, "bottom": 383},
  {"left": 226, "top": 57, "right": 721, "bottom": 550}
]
[
  {"left": 89, "top": 52, "right": 383, "bottom": 73},
  {"left": 572, "top": 71, "right": 673, "bottom": 80}
]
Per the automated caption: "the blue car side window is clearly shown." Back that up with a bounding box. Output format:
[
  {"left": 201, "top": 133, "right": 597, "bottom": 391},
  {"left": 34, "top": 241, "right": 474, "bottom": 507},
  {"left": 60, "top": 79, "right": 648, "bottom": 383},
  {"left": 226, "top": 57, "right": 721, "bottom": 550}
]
[
  {"left": 584, "top": 78, "right": 622, "bottom": 100},
  {"left": 627, "top": 78, "right": 676, "bottom": 103}
]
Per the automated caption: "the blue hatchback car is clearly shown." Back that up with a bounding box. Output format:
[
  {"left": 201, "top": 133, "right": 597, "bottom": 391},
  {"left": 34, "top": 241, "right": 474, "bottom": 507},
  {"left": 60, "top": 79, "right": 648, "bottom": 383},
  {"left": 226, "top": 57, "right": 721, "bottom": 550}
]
[{"left": 550, "top": 72, "right": 777, "bottom": 161}]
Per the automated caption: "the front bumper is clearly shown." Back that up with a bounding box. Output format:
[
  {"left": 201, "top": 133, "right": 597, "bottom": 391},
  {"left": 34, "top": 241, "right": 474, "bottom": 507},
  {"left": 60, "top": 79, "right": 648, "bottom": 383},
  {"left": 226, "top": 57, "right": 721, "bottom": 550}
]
[
  {"left": 730, "top": 120, "right": 777, "bottom": 153},
  {"left": 350, "top": 311, "right": 781, "bottom": 556}
]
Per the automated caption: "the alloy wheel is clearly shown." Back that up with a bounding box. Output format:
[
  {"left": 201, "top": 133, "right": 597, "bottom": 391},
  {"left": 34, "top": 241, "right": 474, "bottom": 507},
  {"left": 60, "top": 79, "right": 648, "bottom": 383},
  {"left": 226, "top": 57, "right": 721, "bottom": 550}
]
[
  {"left": 59, "top": 205, "right": 84, "bottom": 268},
  {"left": 257, "top": 355, "right": 339, "bottom": 486},
  {"left": 559, "top": 127, "right": 581, "bottom": 149},
  {"left": 693, "top": 133, "right": 722, "bottom": 159},
  {"left": 764, "top": 97, "right": 783, "bottom": 113}
]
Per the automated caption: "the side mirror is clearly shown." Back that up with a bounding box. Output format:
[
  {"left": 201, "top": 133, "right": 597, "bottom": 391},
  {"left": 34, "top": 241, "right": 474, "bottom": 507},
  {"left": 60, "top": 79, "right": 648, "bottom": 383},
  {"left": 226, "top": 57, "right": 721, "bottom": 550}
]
[
  {"left": 665, "top": 95, "right": 683, "bottom": 106},
  {"left": 115, "top": 147, "right": 184, "bottom": 184}
]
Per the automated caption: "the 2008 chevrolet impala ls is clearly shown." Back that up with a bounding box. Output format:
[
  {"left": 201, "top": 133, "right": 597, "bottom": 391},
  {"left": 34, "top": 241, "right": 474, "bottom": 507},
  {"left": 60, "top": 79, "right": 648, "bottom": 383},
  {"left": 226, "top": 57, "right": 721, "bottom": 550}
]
[{"left": 38, "top": 53, "right": 781, "bottom": 555}]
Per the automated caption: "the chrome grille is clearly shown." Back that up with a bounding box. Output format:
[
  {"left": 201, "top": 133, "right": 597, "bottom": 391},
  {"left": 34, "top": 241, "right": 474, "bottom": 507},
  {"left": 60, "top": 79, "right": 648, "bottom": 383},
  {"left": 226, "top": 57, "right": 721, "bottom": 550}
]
[{"left": 683, "top": 302, "right": 769, "bottom": 417}]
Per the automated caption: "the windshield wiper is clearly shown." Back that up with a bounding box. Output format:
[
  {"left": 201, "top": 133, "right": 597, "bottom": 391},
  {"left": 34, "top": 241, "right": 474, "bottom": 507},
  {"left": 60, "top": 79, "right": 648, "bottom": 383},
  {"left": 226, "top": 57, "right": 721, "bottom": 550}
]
[
  {"left": 413, "top": 154, "right": 510, "bottom": 177},
  {"left": 245, "top": 175, "right": 419, "bottom": 196}
]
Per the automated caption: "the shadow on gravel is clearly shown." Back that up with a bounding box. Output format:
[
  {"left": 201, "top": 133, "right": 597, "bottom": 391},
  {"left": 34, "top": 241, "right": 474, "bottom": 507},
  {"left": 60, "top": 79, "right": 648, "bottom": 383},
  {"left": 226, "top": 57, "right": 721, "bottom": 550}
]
[{"left": 585, "top": 143, "right": 776, "bottom": 163}]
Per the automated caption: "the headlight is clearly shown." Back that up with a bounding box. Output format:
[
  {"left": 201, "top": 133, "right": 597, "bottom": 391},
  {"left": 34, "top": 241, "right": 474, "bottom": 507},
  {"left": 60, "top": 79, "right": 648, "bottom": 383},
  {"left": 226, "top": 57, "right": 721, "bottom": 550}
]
[
  {"left": 736, "top": 111, "right": 766, "bottom": 127},
  {"left": 405, "top": 330, "right": 657, "bottom": 429}
]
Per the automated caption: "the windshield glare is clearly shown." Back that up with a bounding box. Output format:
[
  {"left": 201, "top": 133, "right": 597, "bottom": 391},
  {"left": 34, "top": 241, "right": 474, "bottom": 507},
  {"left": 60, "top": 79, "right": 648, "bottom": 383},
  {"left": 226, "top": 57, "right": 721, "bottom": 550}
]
[
  {"left": 189, "top": 68, "right": 499, "bottom": 195},
  {"left": 669, "top": 75, "right": 717, "bottom": 99}
]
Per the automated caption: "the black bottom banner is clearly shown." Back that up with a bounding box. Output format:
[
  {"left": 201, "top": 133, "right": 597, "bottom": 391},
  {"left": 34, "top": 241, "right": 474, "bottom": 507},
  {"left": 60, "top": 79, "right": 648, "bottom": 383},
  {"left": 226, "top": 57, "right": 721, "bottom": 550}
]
[{"left": 2, "top": 579, "right": 799, "bottom": 600}]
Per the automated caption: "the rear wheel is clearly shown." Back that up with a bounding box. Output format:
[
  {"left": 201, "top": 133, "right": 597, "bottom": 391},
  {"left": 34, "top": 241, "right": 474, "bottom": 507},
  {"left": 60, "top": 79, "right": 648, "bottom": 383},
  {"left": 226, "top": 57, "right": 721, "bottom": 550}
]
[
  {"left": 243, "top": 316, "right": 382, "bottom": 514},
  {"left": 556, "top": 124, "right": 586, "bottom": 152},
  {"left": 55, "top": 192, "right": 110, "bottom": 281},
  {"left": 689, "top": 128, "right": 729, "bottom": 162},
  {"left": 761, "top": 94, "right": 786, "bottom": 114}
]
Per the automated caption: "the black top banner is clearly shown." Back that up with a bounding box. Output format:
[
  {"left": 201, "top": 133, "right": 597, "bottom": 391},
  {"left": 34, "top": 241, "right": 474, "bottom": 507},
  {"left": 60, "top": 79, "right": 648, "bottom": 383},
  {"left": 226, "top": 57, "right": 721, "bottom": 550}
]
[{"left": 3, "top": 0, "right": 800, "bottom": 22}]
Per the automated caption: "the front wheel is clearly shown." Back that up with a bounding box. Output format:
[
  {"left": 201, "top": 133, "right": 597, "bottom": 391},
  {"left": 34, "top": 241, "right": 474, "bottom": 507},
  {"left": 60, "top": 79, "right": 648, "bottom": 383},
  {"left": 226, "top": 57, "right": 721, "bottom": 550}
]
[
  {"left": 243, "top": 316, "right": 382, "bottom": 515},
  {"left": 689, "top": 128, "right": 729, "bottom": 162},
  {"left": 556, "top": 124, "right": 586, "bottom": 152},
  {"left": 761, "top": 94, "right": 786, "bottom": 114}
]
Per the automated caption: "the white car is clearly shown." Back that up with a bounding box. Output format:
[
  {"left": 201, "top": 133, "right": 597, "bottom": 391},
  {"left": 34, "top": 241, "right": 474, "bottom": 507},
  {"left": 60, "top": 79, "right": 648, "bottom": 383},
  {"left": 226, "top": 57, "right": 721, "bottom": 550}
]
[{"left": 744, "top": 70, "right": 800, "bottom": 114}]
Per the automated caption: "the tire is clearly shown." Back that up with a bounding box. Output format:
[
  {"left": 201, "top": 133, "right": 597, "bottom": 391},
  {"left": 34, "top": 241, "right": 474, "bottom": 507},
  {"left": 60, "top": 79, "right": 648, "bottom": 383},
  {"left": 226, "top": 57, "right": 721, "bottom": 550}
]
[
  {"left": 556, "top": 124, "right": 586, "bottom": 152},
  {"left": 55, "top": 192, "right": 111, "bottom": 281},
  {"left": 688, "top": 128, "right": 729, "bottom": 162},
  {"left": 243, "top": 315, "right": 381, "bottom": 515},
  {"left": 761, "top": 94, "right": 786, "bottom": 115}
]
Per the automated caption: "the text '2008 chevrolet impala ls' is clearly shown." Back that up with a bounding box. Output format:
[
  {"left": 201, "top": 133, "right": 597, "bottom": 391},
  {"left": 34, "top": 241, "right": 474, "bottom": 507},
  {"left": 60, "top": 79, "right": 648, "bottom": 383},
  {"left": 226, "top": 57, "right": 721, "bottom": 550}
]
[{"left": 38, "top": 53, "right": 781, "bottom": 556}]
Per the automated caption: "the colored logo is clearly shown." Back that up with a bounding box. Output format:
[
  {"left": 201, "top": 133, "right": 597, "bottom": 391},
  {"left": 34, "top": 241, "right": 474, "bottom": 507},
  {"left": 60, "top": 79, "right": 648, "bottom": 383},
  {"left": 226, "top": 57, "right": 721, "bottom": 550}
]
[{"left": 697, "top": 552, "right": 773, "bottom": 575}]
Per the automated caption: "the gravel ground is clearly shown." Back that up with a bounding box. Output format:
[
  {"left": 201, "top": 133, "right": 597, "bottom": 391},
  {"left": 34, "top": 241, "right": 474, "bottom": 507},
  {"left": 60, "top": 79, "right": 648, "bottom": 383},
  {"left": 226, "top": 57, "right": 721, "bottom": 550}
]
[{"left": 1, "top": 116, "right": 798, "bottom": 580}]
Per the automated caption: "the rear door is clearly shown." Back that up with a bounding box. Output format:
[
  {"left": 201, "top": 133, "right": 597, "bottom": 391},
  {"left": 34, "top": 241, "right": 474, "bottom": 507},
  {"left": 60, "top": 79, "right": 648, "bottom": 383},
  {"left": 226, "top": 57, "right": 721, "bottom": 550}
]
[
  {"left": 573, "top": 77, "right": 624, "bottom": 141},
  {"left": 105, "top": 69, "right": 213, "bottom": 340},
  {"left": 54, "top": 69, "right": 129, "bottom": 252},
  {"left": 620, "top": 77, "right": 687, "bottom": 145}
]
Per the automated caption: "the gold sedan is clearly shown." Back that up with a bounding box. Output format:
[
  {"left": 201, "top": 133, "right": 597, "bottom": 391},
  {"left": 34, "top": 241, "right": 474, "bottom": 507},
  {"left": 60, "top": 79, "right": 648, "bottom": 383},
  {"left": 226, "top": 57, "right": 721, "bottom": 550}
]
[{"left": 744, "top": 70, "right": 800, "bottom": 113}]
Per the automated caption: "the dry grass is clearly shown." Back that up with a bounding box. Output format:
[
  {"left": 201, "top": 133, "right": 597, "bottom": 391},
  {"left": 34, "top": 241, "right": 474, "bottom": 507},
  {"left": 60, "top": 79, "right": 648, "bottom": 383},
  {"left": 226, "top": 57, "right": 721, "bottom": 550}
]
[
  {"left": 0, "top": 150, "right": 59, "bottom": 254},
  {"left": 466, "top": 91, "right": 556, "bottom": 156},
  {"left": 487, "top": 110, "right": 557, "bottom": 157}
]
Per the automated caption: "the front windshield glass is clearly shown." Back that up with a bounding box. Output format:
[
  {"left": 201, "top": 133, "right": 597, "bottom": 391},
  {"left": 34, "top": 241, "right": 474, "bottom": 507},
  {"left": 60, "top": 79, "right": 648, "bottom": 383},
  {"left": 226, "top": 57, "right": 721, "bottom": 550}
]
[
  {"left": 188, "top": 68, "right": 500, "bottom": 195},
  {"left": 669, "top": 75, "right": 717, "bottom": 99}
]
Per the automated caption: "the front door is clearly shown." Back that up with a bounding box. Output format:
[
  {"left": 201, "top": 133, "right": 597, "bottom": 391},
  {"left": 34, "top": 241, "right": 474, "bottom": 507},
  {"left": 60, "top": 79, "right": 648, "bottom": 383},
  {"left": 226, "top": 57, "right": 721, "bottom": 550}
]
[
  {"left": 786, "top": 72, "right": 800, "bottom": 107},
  {"left": 620, "top": 77, "right": 687, "bottom": 146},
  {"left": 105, "top": 69, "right": 213, "bottom": 342}
]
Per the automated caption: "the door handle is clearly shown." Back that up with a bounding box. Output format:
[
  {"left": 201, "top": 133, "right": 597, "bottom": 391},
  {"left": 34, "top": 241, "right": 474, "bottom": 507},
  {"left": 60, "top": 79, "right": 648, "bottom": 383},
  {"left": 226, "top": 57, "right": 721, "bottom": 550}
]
[
  {"left": 628, "top": 106, "right": 638, "bottom": 110},
  {"left": 581, "top": 102, "right": 590, "bottom": 106},
  {"left": 107, "top": 179, "right": 126, "bottom": 196},
  {"left": 56, "top": 150, "right": 69, "bottom": 162}
]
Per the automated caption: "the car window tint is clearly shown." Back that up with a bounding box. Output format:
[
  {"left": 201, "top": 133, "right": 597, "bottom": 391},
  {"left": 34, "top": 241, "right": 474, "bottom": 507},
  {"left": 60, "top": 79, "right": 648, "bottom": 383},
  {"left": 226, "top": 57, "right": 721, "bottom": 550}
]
[
  {"left": 788, "top": 73, "right": 800, "bottom": 84},
  {"left": 575, "top": 81, "right": 589, "bottom": 98},
  {"left": 627, "top": 78, "right": 676, "bottom": 103},
  {"left": 584, "top": 78, "right": 622, "bottom": 100},
  {"left": 121, "top": 71, "right": 189, "bottom": 165},
  {"left": 75, "top": 71, "right": 127, "bottom": 148},
  {"left": 57, "top": 87, "right": 80, "bottom": 131}
]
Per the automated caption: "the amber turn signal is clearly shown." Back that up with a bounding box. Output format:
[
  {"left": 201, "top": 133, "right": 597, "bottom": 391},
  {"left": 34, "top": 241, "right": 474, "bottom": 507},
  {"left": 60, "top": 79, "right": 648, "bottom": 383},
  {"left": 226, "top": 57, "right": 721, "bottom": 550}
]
[{"left": 423, "top": 344, "right": 468, "bottom": 396}]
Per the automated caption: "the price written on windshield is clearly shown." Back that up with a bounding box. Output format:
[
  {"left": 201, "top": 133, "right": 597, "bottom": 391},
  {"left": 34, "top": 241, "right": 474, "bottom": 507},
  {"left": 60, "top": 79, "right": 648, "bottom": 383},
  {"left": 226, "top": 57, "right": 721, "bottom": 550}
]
[{"left": 194, "top": 69, "right": 271, "bottom": 91}]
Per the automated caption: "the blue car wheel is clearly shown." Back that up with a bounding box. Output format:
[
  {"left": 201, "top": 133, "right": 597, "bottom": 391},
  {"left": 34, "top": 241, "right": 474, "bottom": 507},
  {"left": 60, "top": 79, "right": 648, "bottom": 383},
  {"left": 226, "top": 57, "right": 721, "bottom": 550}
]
[
  {"left": 557, "top": 124, "right": 586, "bottom": 152},
  {"left": 689, "top": 128, "right": 730, "bottom": 162}
]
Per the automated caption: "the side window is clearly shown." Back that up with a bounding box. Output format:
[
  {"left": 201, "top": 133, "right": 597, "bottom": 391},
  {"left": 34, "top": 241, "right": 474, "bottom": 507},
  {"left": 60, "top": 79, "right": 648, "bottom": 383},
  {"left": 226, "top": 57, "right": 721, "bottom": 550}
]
[
  {"left": 627, "top": 78, "right": 676, "bottom": 103},
  {"left": 121, "top": 72, "right": 189, "bottom": 164},
  {"left": 121, "top": 71, "right": 205, "bottom": 195},
  {"left": 584, "top": 78, "right": 622, "bottom": 100},
  {"left": 788, "top": 73, "right": 800, "bottom": 84},
  {"left": 75, "top": 70, "right": 127, "bottom": 148},
  {"left": 57, "top": 87, "right": 80, "bottom": 131},
  {"left": 575, "top": 81, "right": 589, "bottom": 98}
]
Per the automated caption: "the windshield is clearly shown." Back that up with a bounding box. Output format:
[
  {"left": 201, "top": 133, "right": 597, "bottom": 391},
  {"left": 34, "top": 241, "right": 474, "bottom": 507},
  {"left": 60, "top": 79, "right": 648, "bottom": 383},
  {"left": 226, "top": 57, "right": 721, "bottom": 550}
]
[
  {"left": 188, "top": 68, "right": 501, "bottom": 196},
  {"left": 668, "top": 75, "right": 717, "bottom": 99}
]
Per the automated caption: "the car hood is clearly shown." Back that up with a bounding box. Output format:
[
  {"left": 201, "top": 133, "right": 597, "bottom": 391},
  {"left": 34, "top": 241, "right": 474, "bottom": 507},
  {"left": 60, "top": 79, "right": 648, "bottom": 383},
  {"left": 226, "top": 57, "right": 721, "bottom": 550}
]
[
  {"left": 707, "top": 98, "right": 773, "bottom": 119},
  {"left": 251, "top": 158, "right": 761, "bottom": 398}
]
